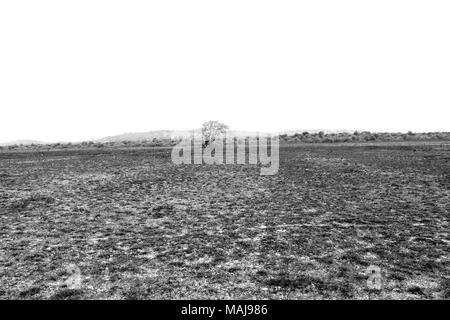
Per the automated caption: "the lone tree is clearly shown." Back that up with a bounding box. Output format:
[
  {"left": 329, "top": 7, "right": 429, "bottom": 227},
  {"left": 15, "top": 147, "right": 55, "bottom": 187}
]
[{"left": 202, "top": 121, "right": 229, "bottom": 148}]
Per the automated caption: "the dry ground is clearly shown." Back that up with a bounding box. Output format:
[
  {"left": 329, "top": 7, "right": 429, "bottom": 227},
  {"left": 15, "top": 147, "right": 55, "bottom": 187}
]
[{"left": 0, "top": 143, "right": 449, "bottom": 299}]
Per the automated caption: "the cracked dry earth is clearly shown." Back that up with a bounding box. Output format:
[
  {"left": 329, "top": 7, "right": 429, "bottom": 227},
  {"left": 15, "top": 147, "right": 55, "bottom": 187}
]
[{"left": 0, "top": 143, "right": 449, "bottom": 299}]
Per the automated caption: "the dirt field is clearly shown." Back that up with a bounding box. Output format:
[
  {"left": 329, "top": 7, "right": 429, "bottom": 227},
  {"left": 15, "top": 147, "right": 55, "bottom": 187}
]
[{"left": 0, "top": 142, "right": 449, "bottom": 299}]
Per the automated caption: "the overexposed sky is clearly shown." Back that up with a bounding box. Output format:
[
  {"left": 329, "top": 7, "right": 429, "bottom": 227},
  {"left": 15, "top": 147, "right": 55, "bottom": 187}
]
[{"left": 0, "top": 1, "right": 449, "bottom": 143}]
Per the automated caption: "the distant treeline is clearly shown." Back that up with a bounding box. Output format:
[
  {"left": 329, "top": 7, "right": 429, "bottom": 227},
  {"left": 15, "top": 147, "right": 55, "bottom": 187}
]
[
  {"left": 1, "top": 131, "right": 450, "bottom": 152},
  {"left": 0, "top": 138, "right": 179, "bottom": 152},
  {"left": 280, "top": 131, "right": 450, "bottom": 144}
]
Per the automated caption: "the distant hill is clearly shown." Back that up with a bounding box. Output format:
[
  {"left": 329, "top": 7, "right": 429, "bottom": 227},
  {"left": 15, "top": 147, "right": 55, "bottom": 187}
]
[
  {"left": 97, "top": 130, "right": 194, "bottom": 142},
  {"left": 0, "top": 139, "right": 46, "bottom": 146},
  {"left": 97, "top": 129, "right": 272, "bottom": 142}
]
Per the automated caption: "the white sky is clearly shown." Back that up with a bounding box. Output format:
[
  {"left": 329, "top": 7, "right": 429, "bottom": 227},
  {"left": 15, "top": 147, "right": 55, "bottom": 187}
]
[{"left": 1, "top": 1, "right": 449, "bottom": 143}]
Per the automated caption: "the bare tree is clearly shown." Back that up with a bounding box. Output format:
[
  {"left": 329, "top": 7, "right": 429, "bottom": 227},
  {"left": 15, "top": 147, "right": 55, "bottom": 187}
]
[{"left": 202, "top": 121, "right": 229, "bottom": 148}]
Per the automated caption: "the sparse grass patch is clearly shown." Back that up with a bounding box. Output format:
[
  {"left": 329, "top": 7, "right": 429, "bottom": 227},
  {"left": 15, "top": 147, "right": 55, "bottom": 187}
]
[
  {"left": 9, "top": 193, "right": 55, "bottom": 211},
  {"left": 49, "top": 289, "right": 84, "bottom": 300}
]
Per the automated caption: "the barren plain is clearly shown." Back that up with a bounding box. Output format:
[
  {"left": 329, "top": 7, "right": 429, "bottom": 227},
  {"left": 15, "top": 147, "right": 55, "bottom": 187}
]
[{"left": 0, "top": 143, "right": 449, "bottom": 299}]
